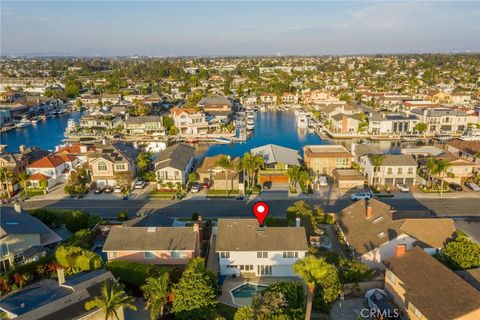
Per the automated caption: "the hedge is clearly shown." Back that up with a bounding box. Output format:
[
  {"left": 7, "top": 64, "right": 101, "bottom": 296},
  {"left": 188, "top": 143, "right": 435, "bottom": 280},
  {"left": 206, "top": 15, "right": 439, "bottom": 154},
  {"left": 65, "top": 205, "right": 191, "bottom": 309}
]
[{"left": 106, "top": 260, "right": 173, "bottom": 287}]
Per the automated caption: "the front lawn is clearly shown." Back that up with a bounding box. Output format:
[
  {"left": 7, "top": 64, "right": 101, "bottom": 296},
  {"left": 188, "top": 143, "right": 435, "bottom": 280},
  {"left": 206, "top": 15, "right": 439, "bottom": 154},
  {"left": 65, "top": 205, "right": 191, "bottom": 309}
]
[
  {"left": 148, "top": 189, "right": 180, "bottom": 199},
  {"left": 206, "top": 189, "right": 239, "bottom": 198}
]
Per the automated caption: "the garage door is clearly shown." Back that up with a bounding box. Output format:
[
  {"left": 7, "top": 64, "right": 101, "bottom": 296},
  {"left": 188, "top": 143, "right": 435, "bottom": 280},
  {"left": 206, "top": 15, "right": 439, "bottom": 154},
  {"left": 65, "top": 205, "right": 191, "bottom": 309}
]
[
  {"left": 384, "top": 178, "right": 394, "bottom": 185},
  {"left": 405, "top": 178, "right": 415, "bottom": 186},
  {"left": 394, "top": 178, "right": 405, "bottom": 184},
  {"left": 259, "top": 174, "right": 289, "bottom": 183},
  {"left": 96, "top": 180, "right": 107, "bottom": 187}
]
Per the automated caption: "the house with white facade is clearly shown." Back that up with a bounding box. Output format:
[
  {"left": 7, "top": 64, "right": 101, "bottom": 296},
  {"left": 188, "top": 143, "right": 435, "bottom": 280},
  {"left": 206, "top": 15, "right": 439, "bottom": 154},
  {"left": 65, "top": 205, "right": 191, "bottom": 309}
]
[
  {"left": 337, "top": 199, "right": 456, "bottom": 269},
  {"left": 216, "top": 219, "right": 308, "bottom": 277},
  {"left": 409, "top": 108, "right": 469, "bottom": 134},
  {"left": 154, "top": 144, "right": 196, "bottom": 187},
  {"left": 259, "top": 93, "right": 276, "bottom": 105},
  {"left": 170, "top": 107, "right": 209, "bottom": 135},
  {"left": 359, "top": 154, "right": 417, "bottom": 186},
  {"left": 368, "top": 113, "right": 419, "bottom": 135},
  {"left": 26, "top": 154, "right": 79, "bottom": 188}
]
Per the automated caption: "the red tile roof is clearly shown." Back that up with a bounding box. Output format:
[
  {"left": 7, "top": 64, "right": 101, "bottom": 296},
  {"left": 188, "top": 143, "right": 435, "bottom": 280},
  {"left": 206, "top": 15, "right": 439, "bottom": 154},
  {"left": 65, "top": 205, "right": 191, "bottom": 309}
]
[
  {"left": 27, "top": 155, "right": 65, "bottom": 168},
  {"left": 28, "top": 173, "right": 50, "bottom": 181}
]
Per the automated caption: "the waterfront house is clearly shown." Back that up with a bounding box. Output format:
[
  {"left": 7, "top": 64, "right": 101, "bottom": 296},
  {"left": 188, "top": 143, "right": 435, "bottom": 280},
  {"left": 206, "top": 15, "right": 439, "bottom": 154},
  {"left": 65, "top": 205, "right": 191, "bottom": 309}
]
[
  {"left": 359, "top": 154, "right": 417, "bottom": 187},
  {"left": 330, "top": 113, "right": 363, "bottom": 133},
  {"left": 79, "top": 113, "right": 124, "bottom": 131},
  {"left": 196, "top": 154, "right": 242, "bottom": 192},
  {"left": 409, "top": 108, "right": 468, "bottom": 134},
  {"left": 101, "top": 93, "right": 121, "bottom": 105},
  {"left": 79, "top": 94, "right": 101, "bottom": 107},
  {"left": 1, "top": 204, "right": 62, "bottom": 272},
  {"left": 452, "top": 92, "right": 472, "bottom": 105},
  {"left": 446, "top": 139, "right": 480, "bottom": 164},
  {"left": 154, "top": 143, "right": 196, "bottom": 187},
  {"left": 170, "top": 107, "right": 209, "bottom": 135},
  {"left": 303, "top": 90, "right": 340, "bottom": 106},
  {"left": 124, "top": 115, "right": 165, "bottom": 136},
  {"left": 259, "top": 93, "right": 276, "bottom": 106},
  {"left": 251, "top": 144, "right": 301, "bottom": 183},
  {"left": 368, "top": 112, "right": 419, "bottom": 135},
  {"left": 383, "top": 247, "right": 480, "bottom": 320},
  {"left": 26, "top": 153, "right": 79, "bottom": 188},
  {"left": 303, "top": 144, "right": 354, "bottom": 176},
  {"left": 102, "top": 224, "right": 201, "bottom": 265},
  {"left": 336, "top": 199, "right": 456, "bottom": 269},
  {"left": 0, "top": 270, "right": 120, "bottom": 320},
  {"left": 216, "top": 219, "right": 308, "bottom": 277},
  {"left": 54, "top": 143, "right": 96, "bottom": 164},
  {"left": 281, "top": 93, "right": 299, "bottom": 105},
  {"left": 241, "top": 95, "right": 257, "bottom": 107},
  {"left": 198, "top": 95, "right": 233, "bottom": 120},
  {"left": 87, "top": 141, "right": 139, "bottom": 188}
]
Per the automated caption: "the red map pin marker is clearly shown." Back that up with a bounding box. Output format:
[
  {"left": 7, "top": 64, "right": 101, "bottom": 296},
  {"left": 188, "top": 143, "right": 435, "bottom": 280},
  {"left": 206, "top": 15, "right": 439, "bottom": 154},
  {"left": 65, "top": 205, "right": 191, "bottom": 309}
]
[{"left": 253, "top": 201, "right": 270, "bottom": 225}]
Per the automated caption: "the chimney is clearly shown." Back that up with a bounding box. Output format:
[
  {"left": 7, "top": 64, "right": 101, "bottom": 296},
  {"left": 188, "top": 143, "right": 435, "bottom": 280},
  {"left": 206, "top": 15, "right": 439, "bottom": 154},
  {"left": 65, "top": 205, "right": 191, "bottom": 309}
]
[
  {"left": 19, "top": 145, "right": 26, "bottom": 153},
  {"left": 57, "top": 268, "right": 66, "bottom": 285},
  {"left": 394, "top": 244, "right": 407, "bottom": 258},
  {"left": 366, "top": 205, "right": 373, "bottom": 219},
  {"left": 13, "top": 203, "right": 22, "bottom": 213},
  {"left": 295, "top": 217, "right": 301, "bottom": 227}
]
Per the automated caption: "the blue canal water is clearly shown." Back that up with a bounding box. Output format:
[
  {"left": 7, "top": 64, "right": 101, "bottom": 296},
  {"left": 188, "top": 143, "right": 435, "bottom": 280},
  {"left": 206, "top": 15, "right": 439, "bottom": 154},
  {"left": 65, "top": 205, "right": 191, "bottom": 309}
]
[
  {"left": 206, "top": 111, "right": 328, "bottom": 157},
  {"left": 1, "top": 112, "right": 83, "bottom": 152}
]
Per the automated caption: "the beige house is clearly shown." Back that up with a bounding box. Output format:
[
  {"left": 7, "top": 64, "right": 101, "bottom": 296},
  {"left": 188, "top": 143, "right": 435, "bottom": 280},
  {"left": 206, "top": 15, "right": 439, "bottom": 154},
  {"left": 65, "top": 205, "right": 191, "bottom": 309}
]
[
  {"left": 259, "top": 93, "right": 276, "bottom": 105},
  {"left": 437, "top": 153, "right": 478, "bottom": 184},
  {"left": 154, "top": 144, "right": 196, "bottom": 186},
  {"left": 1, "top": 205, "right": 62, "bottom": 272},
  {"left": 87, "top": 142, "right": 138, "bottom": 188},
  {"left": 103, "top": 224, "right": 201, "bottom": 265},
  {"left": 196, "top": 154, "right": 242, "bottom": 191},
  {"left": 359, "top": 154, "right": 418, "bottom": 186},
  {"left": 384, "top": 247, "right": 480, "bottom": 320},
  {"left": 303, "top": 144, "right": 353, "bottom": 176}
]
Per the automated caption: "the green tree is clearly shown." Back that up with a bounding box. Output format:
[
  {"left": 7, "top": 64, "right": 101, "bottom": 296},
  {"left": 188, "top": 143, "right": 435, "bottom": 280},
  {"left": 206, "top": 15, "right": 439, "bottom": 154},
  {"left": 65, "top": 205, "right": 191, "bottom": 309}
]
[
  {"left": 0, "top": 167, "right": 11, "bottom": 199},
  {"left": 136, "top": 152, "right": 152, "bottom": 173},
  {"left": 293, "top": 256, "right": 341, "bottom": 320},
  {"left": 172, "top": 258, "right": 217, "bottom": 319},
  {"left": 163, "top": 116, "right": 174, "bottom": 130},
  {"left": 18, "top": 171, "right": 29, "bottom": 198},
  {"left": 431, "top": 158, "right": 451, "bottom": 196},
  {"left": 414, "top": 122, "right": 428, "bottom": 135},
  {"left": 188, "top": 172, "right": 199, "bottom": 187},
  {"left": 141, "top": 273, "right": 171, "bottom": 320},
  {"left": 84, "top": 279, "right": 137, "bottom": 320},
  {"left": 55, "top": 246, "right": 102, "bottom": 273},
  {"left": 215, "top": 155, "right": 235, "bottom": 197},
  {"left": 287, "top": 166, "right": 302, "bottom": 191},
  {"left": 234, "top": 306, "right": 253, "bottom": 320},
  {"left": 241, "top": 153, "right": 264, "bottom": 190},
  {"left": 441, "top": 237, "right": 480, "bottom": 270},
  {"left": 338, "top": 258, "right": 373, "bottom": 283},
  {"left": 369, "top": 154, "right": 385, "bottom": 188},
  {"left": 287, "top": 200, "right": 313, "bottom": 224}
]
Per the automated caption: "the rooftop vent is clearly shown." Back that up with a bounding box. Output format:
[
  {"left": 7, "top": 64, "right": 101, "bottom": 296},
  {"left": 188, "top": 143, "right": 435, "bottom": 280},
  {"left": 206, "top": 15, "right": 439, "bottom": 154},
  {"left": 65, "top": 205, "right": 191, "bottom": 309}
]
[{"left": 147, "top": 227, "right": 156, "bottom": 232}]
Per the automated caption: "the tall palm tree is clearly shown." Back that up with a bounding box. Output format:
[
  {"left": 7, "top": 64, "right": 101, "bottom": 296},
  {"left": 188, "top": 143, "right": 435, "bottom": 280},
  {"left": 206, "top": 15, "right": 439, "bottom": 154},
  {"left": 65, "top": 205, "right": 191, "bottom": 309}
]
[
  {"left": 369, "top": 154, "right": 385, "bottom": 188},
  {"left": 85, "top": 280, "right": 137, "bottom": 320},
  {"left": 424, "top": 157, "right": 437, "bottom": 189},
  {"left": 432, "top": 159, "right": 451, "bottom": 196},
  {"left": 141, "top": 273, "right": 171, "bottom": 320},
  {"left": 215, "top": 155, "right": 234, "bottom": 198},
  {"left": 0, "top": 167, "right": 11, "bottom": 199},
  {"left": 18, "top": 171, "right": 29, "bottom": 198},
  {"left": 287, "top": 166, "right": 302, "bottom": 191},
  {"left": 293, "top": 256, "right": 331, "bottom": 320},
  {"left": 241, "top": 153, "right": 264, "bottom": 191}
]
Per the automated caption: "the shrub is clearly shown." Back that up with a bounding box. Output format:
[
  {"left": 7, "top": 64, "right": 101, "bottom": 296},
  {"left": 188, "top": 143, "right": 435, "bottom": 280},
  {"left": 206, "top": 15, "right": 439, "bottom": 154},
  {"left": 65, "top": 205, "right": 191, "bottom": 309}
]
[
  {"left": 338, "top": 258, "right": 373, "bottom": 283},
  {"left": 192, "top": 212, "right": 200, "bottom": 221},
  {"left": 440, "top": 237, "right": 480, "bottom": 270},
  {"left": 106, "top": 260, "right": 173, "bottom": 288},
  {"left": 55, "top": 246, "right": 102, "bottom": 273},
  {"left": 262, "top": 281, "right": 305, "bottom": 311},
  {"left": 64, "top": 229, "right": 95, "bottom": 249},
  {"left": 118, "top": 211, "right": 128, "bottom": 221}
]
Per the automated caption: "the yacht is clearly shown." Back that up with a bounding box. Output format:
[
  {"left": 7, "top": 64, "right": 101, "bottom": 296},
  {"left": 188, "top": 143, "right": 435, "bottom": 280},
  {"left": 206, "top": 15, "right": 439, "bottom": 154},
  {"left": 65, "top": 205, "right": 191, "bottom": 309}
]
[
  {"left": 246, "top": 119, "right": 255, "bottom": 130},
  {"left": 460, "top": 128, "right": 480, "bottom": 141},
  {"left": 308, "top": 126, "right": 315, "bottom": 133},
  {"left": 65, "top": 119, "right": 77, "bottom": 133},
  {"left": 31, "top": 117, "right": 40, "bottom": 124},
  {"left": 15, "top": 117, "right": 32, "bottom": 128},
  {"left": 247, "top": 112, "right": 255, "bottom": 120},
  {"left": 296, "top": 113, "right": 308, "bottom": 129}
]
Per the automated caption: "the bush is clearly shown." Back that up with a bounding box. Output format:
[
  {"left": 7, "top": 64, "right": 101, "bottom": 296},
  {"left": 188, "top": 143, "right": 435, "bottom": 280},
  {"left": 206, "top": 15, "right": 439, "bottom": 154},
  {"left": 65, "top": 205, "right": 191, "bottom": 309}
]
[
  {"left": 118, "top": 211, "right": 128, "bottom": 221},
  {"left": 66, "top": 210, "right": 90, "bottom": 232},
  {"left": 192, "top": 212, "right": 200, "bottom": 221},
  {"left": 263, "top": 281, "right": 305, "bottom": 311},
  {"left": 64, "top": 229, "right": 95, "bottom": 249},
  {"left": 106, "top": 260, "right": 173, "bottom": 288},
  {"left": 55, "top": 246, "right": 102, "bottom": 273},
  {"left": 338, "top": 258, "right": 373, "bottom": 283},
  {"left": 440, "top": 237, "right": 480, "bottom": 270}
]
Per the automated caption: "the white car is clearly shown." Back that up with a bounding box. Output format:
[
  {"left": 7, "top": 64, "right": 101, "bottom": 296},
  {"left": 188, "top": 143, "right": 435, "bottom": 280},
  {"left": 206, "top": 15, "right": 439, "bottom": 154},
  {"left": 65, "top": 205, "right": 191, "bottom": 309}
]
[
  {"left": 395, "top": 183, "right": 409, "bottom": 192},
  {"left": 113, "top": 185, "right": 124, "bottom": 193},
  {"left": 191, "top": 184, "right": 201, "bottom": 193},
  {"left": 350, "top": 192, "right": 372, "bottom": 201},
  {"left": 134, "top": 180, "right": 146, "bottom": 189},
  {"left": 318, "top": 176, "right": 328, "bottom": 187},
  {"left": 465, "top": 182, "right": 480, "bottom": 192}
]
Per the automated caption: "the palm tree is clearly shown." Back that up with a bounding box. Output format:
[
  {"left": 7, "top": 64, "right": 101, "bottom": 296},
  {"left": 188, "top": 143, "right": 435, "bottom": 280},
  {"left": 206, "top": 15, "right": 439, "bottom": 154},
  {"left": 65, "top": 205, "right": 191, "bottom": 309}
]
[
  {"left": 215, "top": 155, "right": 234, "bottom": 197},
  {"left": 18, "top": 171, "right": 29, "bottom": 198},
  {"left": 369, "top": 154, "right": 385, "bottom": 188},
  {"left": 424, "top": 157, "right": 437, "bottom": 189},
  {"left": 432, "top": 159, "right": 451, "bottom": 196},
  {"left": 287, "top": 166, "right": 302, "bottom": 191},
  {"left": 241, "top": 153, "right": 264, "bottom": 191},
  {"left": 0, "top": 167, "right": 11, "bottom": 199},
  {"left": 84, "top": 280, "right": 137, "bottom": 320},
  {"left": 293, "top": 256, "right": 331, "bottom": 320},
  {"left": 141, "top": 273, "right": 171, "bottom": 320},
  {"left": 298, "top": 170, "right": 311, "bottom": 193}
]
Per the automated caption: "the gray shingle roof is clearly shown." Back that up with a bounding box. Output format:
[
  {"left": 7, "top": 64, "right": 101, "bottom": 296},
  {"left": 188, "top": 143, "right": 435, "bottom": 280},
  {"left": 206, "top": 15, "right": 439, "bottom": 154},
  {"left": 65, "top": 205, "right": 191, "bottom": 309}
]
[
  {"left": 216, "top": 219, "right": 308, "bottom": 252},
  {"left": 251, "top": 144, "right": 301, "bottom": 166},
  {"left": 103, "top": 226, "right": 198, "bottom": 251},
  {"left": 367, "top": 154, "right": 418, "bottom": 167},
  {"left": 154, "top": 143, "right": 195, "bottom": 171}
]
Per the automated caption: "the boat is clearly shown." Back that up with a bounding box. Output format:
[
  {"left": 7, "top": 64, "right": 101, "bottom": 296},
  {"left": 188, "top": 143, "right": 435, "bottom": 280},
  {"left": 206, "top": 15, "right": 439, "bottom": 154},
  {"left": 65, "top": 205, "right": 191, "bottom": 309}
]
[
  {"left": 31, "top": 117, "right": 40, "bottom": 124},
  {"left": 15, "top": 117, "right": 32, "bottom": 128},
  {"left": 296, "top": 113, "right": 308, "bottom": 129},
  {"left": 460, "top": 128, "right": 480, "bottom": 141},
  {"left": 247, "top": 112, "right": 255, "bottom": 120},
  {"left": 308, "top": 126, "right": 315, "bottom": 133},
  {"left": 213, "top": 138, "right": 231, "bottom": 144},
  {"left": 65, "top": 119, "right": 77, "bottom": 133},
  {"left": 435, "top": 133, "right": 452, "bottom": 141},
  {"left": 246, "top": 119, "right": 255, "bottom": 130}
]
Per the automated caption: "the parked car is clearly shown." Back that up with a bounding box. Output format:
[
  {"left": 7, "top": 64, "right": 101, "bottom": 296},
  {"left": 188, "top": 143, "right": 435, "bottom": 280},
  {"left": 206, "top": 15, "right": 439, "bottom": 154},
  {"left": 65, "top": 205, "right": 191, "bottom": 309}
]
[
  {"left": 350, "top": 192, "right": 372, "bottom": 201},
  {"left": 202, "top": 182, "right": 210, "bottom": 189},
  {"left": 135, "top": 180, "right": 146, "bottom": 189},
  {"left": 465, "top": 181, "right": 480, "bottom": 191},
  {"left": 94, "top": 187, "right": 104, "bottom": 194},
  {"left": 395, "top": 183, "right": 409, "bottom": 192},
  {"left": 191, "top": 184, "right": 202, "bottom": 193},
  {"left": 104, "top": 186, "right": 114, "bottom": 193},
  {"left": 318, "top": 175, "right": 328, "bottom": 187},
  {"left": 263, "top": 181, "right": 272, "bottom": 190},
  {"left": 365, "top": 289, "right": 402, "bottom": 319},
  {"left": 114, "top": 185, "right": 124, "bottom": 193},
  {"left": 448, "top": 182, "right": 463, "bottom": 191}
]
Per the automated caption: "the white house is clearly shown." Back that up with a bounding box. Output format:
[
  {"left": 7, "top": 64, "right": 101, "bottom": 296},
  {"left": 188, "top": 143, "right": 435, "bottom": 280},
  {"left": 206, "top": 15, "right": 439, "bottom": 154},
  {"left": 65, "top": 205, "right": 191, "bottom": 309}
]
[
  {"left": 215, "top": 219, "right": 308, "bottom": 277},
  {"left": 170, "top": 107, "right": 209, "bottom": 135},
  {"left": 359, "top": 154, "right": 417, "bottom": 186},
  {"left": 26, "top": 154, "right": 79, "bottom": 188},
  {"left": 154, "top": 144, "right": 196, "bottom": 187},
  {"left": 337, "top": 199, "right": 456, "bottom": 269}
]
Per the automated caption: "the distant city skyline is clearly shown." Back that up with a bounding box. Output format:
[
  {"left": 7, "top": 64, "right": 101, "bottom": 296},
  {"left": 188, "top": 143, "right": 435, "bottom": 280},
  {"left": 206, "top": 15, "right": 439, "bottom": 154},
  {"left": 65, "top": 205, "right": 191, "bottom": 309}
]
[{"left": 1, "top": 1, "right": 479, "bottom": 56}]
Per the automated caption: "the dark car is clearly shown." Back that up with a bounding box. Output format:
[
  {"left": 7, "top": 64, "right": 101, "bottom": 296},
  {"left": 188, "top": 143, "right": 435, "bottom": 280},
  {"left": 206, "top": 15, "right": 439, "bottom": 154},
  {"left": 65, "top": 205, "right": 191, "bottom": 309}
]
[
  {"left": 94, "top": 187, "right": 104, "bottom": 194},
  {"left": 449, "top": 182, "right": 463, "bottom": 191},
  {"left": 263, "top": 181, "right": 272, "bottom": 190},
  {"left": 104, "top": 186, "right": 114, "bottom": 193}
]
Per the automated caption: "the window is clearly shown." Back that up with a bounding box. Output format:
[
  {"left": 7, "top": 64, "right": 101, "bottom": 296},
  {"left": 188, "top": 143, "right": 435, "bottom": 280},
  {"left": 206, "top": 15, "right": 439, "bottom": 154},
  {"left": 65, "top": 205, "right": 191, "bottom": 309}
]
[
  {"left": 283, "top": 252, "right": 298, "bottom": 259},
  {"left": 1, "top": 243, "right": 8, "bottom": 257},
  {"left": 13, "top": 253, "right": 24, "bottom": 264},
  {"left": 408, "top": 167, "right": 414, "bottom": 174},
  {"left": 98, "top": 162, "right": 107, "bottom": 171},
  {"left": 171, "top": 251, "right": 187, "bottom": 259},
  {"left": 335, "top": 158, "right": 349, "bottom": 167},
  {"left": 174, "top": 171, "right": 180, "bottom": 179},
  {"left": 144, "top": 252, "right": 156, "bottom": 259},
  {"left": 397, "top": 167, "right": 403, "bottom": 174},
  {"left": 158, "top": 171, "right": 166, "bottom": 180},
  {"left": 257, "top": 252, "right": 268, "bottom": 258},
  {"left": 116, "top": 164, "right": 126, "bottom": 171},
  {"left": 257, "top": 265, "right": 272, "bottom": 275},
  {"left": 220, "top": 252, "right": 230, "bottom": 259},
  {"left": 387, "top": 168, "right": 393, "bottom": 174}
]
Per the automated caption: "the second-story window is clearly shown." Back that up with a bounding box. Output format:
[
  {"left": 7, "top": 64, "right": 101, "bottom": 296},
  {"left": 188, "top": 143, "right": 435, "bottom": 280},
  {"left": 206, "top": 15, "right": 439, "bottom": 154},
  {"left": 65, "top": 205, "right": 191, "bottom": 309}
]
[
  {"left": 116, "top": 164, "right": 125, "bottom": 171},
  {"left": 408, "top": 167, "right": 414, "bottom": 174},
  {"left": 98, "top": 162, "right": 107, "bottom": 171},
  {"left": 220, "top": 252, "right": 230, "bottom": 259},
  {"left": 282, "top": 252, "right": 298, "bottom": 258},
  {"left": 257, "top": 252, "right": 268, "bottom": 258},
  {"left": 387, "top": 168, "right": 393, "bottom": 174},
  {"left": 397, "top": 167, "right": 403, "bottom": 174}
]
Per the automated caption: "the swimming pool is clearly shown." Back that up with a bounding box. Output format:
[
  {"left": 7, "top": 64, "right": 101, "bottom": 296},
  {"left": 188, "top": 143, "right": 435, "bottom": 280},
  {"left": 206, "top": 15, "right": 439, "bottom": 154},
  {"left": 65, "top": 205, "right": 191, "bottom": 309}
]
[{"left": 230, "top": 283, "right": 268, "bottom": 306}]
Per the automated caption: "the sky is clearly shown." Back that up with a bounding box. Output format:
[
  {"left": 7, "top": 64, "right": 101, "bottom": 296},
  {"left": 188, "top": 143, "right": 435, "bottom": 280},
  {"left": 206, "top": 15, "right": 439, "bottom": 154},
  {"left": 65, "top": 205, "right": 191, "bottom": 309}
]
[{"left": 1, "top": 1, "right": 479, "bottom": 56}]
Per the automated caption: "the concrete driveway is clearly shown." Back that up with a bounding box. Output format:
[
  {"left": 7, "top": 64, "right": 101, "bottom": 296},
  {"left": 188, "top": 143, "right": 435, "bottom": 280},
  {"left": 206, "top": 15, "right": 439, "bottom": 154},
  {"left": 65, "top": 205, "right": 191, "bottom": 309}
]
[{"left": 330, "top": 298, "right": 372, "bottom": 320}]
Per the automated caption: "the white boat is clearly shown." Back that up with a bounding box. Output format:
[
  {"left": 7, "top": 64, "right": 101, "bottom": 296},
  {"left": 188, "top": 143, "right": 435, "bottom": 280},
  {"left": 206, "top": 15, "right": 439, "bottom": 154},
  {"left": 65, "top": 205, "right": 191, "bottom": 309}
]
[
  {"left": 214, "top": 138, "right": 231, "bottom": 144},
  {"left": 308, "top": 126, "right": 315, "bottom": 133},
  {"left": 246, "top": 119, "right": 255, "bottom": 130},
  {"left": 460, "top": 128, "right": 480, "bottom": 141},
  {"left": 31, "top": 117, "right": 40, "bottom": 124},
  {"left": 247, "top": 112, "right": 255, "bottom": 120},
  {"left": 15, "top": 117, "right": 32, "bottom": 128},
  {"left": 296, "top": 114, "right": 308, "bottom": 129},
  {"left": 435, "top": 133, "right": 452, "bottom": 141}
]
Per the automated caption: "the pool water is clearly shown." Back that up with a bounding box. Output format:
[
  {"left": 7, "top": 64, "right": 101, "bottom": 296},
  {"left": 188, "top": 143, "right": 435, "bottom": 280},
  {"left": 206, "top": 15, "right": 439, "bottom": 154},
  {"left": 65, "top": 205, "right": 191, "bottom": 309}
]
[{"left": 231, "top": 283, "right": 268, "bottom": 306}]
